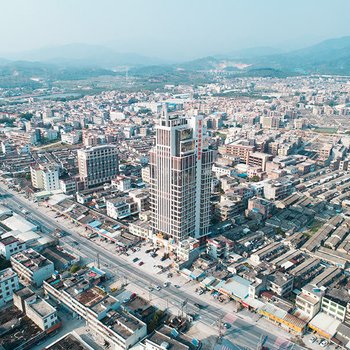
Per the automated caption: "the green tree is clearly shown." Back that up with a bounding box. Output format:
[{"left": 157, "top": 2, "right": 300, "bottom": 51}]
[
  {"left": 19, "top": 112, "right": 33, "bottom": 121},
  {"left": 148, "top": 310, "right": 164, "bottom": 332},
  {"left": 275, "top": 227, "right": 286, "bottom": 237},
  {"left": 250, "top": 176, "right": 260, "bottom": 182},
  {"left": 70, "top": 264, "right": 80, "bottom": 273}
]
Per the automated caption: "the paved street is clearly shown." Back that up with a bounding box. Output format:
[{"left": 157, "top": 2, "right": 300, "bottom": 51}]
[{"left": 0, "top": 184, "right": 305, "bottom": 350}]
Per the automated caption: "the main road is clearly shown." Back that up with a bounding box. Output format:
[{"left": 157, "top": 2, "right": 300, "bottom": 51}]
[{"left": 0, "top": 184, "right": 303, "bottom": 350}]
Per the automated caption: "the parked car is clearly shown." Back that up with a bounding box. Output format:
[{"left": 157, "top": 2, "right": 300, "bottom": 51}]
[
  {"left": 155, "top": 285, "right": 161, "bottom": 291},
  {"left": 224, "top": 323, "right": 231, "bottom": 329},
  {"left": 194, "top": 303, "right": 205, "bottom": 309},
  {"left": 133, "top": 257, "right": 139, "bottom": 263},
  {"left": 138, "top": 261, "right": 144, "bottom": 266},
  {"left": 320, "top": 340, "right": 328, "bottom": 348}
]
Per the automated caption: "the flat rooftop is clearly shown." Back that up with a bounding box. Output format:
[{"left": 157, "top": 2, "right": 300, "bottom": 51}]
[
  {"left": 0, "top": 306, "right": 42, "bottom": 350},
  {"left": 90, "top": 295, "right": 118, "bottom": 314},
  {"left": 27, "top": 297, "right": 56, "bottom": 318},
  {"left": 0, "top": 267, "right": 17, "bottom": 282},
  {"left": 11, "top": 248, "right": 53, "bottom": 272},
  {"left": 101, "top": 309, "right": 144, "bottom": 339},
  {"left": 42, "top": 246, "right": 78, "bottom": 271},
  {"left": 45, "top": 333, "right": 94, "bottom": 350},
  {"left": 73, "top": 286, "right": 106, "bottom": 307},
  {"left": 0, "top": 235, "right": 18, "bottom": 246}
]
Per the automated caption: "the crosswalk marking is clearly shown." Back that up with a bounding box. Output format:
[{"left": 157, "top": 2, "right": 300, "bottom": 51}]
[
  {"left": 274, "top": 337, "right": 291, "bottom": 349},
  {"left": 224, "top": 313, "right": 237, "bottom": 324}
]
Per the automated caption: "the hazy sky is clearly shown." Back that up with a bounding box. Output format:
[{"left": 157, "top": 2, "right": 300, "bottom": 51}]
[{"left": 1, "top": 0, "right": 350, "bottom": 60}]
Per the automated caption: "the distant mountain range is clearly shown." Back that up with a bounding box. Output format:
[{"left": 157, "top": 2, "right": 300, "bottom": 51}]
[
  {"left": 0, "top": 37, "right": 350, "bottom": 88},
  {"left": 167, "top": 36, "right": 350, "bottom": 76},
  {"left": 1, "top": 43, "right": 169, "bottom": 69}
]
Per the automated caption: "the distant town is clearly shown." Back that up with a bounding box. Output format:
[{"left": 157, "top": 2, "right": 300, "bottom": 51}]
[{"left": 0, "top": 74, "right": 350, "bottom": 350}]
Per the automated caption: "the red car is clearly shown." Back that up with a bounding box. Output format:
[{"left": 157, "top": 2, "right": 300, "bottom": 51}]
[{"left": 138, "top": 261, "right": 144, "bottom": 266}]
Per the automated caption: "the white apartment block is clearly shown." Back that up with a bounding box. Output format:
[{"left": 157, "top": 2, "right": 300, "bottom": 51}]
[
  {"left": 31, "top": 164, "right": 60, "bottom": 191},
  {"left": 106, "top": 198, "right": 138, "bottom": 219},
  {"left": 44, "top": 277, "right": 147, "bottom": 350},
  {"left": 59, "top": 178, "right": 77, "bottom": 194},
  {"left": 11, "top": 249, "right": 55, "bottom": 287},
  {"left": 112, "top": 176, "right": 132, "bottom": 192},
  {"left": 0, "top": 268, "right": 20, "bottom": 307},
  {"left": 141, "top": 166, "right": 150, "bottom": 184},
  {"left": 264, "top": 180, "right": 293, "bottom": 200},
  {"left": 25, "top": 295, "right": 59, "bottom": 331},
  {"left": 212, "top": 164, "right": 235, "bottom": 178},
  {"left": 129, "top": 220, "right": 151, "bottom": 239},
  {"left": 295, "top": 284, "right": 324, "bottom": 320},
  {"left": 0, "top": 236, "right": 26, "bottom": 260},
  {"left": 61, "top": 132, "right": 80, "bottom": 145}
]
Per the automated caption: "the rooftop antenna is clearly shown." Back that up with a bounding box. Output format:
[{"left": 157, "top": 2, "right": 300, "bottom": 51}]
[{"left": 161, "top": 103, "right": 168, "bottom": 120}]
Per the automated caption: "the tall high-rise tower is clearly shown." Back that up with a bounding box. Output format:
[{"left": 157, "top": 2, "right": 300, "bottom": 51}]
[{"left": 149, "top": 108, "right": 213, "bottom": 243}]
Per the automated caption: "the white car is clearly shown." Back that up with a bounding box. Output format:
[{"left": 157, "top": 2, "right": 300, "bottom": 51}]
[
  {"left": 155, "top": 285, "right": 161, "bottom": 291},
  {"left": 320, "top": 340, "right": 328, "bottom": 348},
  {"left": 163, "top": 281, "right": 169, "bottom": 287}
]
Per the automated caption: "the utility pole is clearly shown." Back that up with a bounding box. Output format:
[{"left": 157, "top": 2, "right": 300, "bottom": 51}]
[
  {"left": 256, "top": 334, "right": 265, "bottom": 350},
  {"left": 217, "top": 315, "right": 224, "bottom": 344},
  {"left": 148, "top": 283, "right": 152, "bottom": 301},
  {"left": 181, "top": 299, "right": 188, "bottom": 318}
]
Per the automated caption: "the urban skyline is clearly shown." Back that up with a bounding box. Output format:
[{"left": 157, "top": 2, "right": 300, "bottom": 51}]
[{"left": 0, "top": 2, "right": 350, "bottom": 350}]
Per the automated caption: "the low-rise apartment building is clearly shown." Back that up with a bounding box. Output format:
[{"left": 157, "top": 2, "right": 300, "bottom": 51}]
[
  {"left": 0, "top": 235, "right": 26, "bottom": 260},
  {"left": 106, "top": 197, "right": 138, "bottom": 219},
  {"left": 44, "top": 273, "right": 147, "bottom": 350},
  {"left": 25, "top": 295, "right": 59, "bottom": 332},
  {"left": 207, "top": 236, "right": 234, "bottom": 260},
  {"left": 13, "top": 287, "right": 60, "bottom": 333},
  {"left": 0, "top": 268, "right": 20, "bottom": 307},
  {"left": 31, "top": 164, "right": 60, "bottom": 191},
  {"left": 321, "top": 288, "right": 350, "bottom": 323},
  {"left": 267, "top": 272, "right": 294, "bottom": 297},
  {"left": 295, "top": 284, "right": 325, "bottom": 320},
  {"left": 264, "top": 179, "right": 293, "bottom": 200},
  {"left": 11, "top": 249, "right": 55, "bottom": 287}
]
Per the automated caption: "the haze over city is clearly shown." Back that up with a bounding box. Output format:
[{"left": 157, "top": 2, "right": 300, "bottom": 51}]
[
  {"left": 1, "top": 0, "right": 350, "bottom": 60},
  {"left": 1, "top": 2, "right": 350, "bottom": 350}
]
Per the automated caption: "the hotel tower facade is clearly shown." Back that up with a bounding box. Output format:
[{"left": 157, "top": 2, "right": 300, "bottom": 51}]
[{"left": 149, "top": 108, "right": 213, "bottom": 243}]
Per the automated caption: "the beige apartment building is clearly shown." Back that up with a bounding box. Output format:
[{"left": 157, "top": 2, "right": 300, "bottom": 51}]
[{"left": 77, "top": 144, "right": 119, "bottom": 188}]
